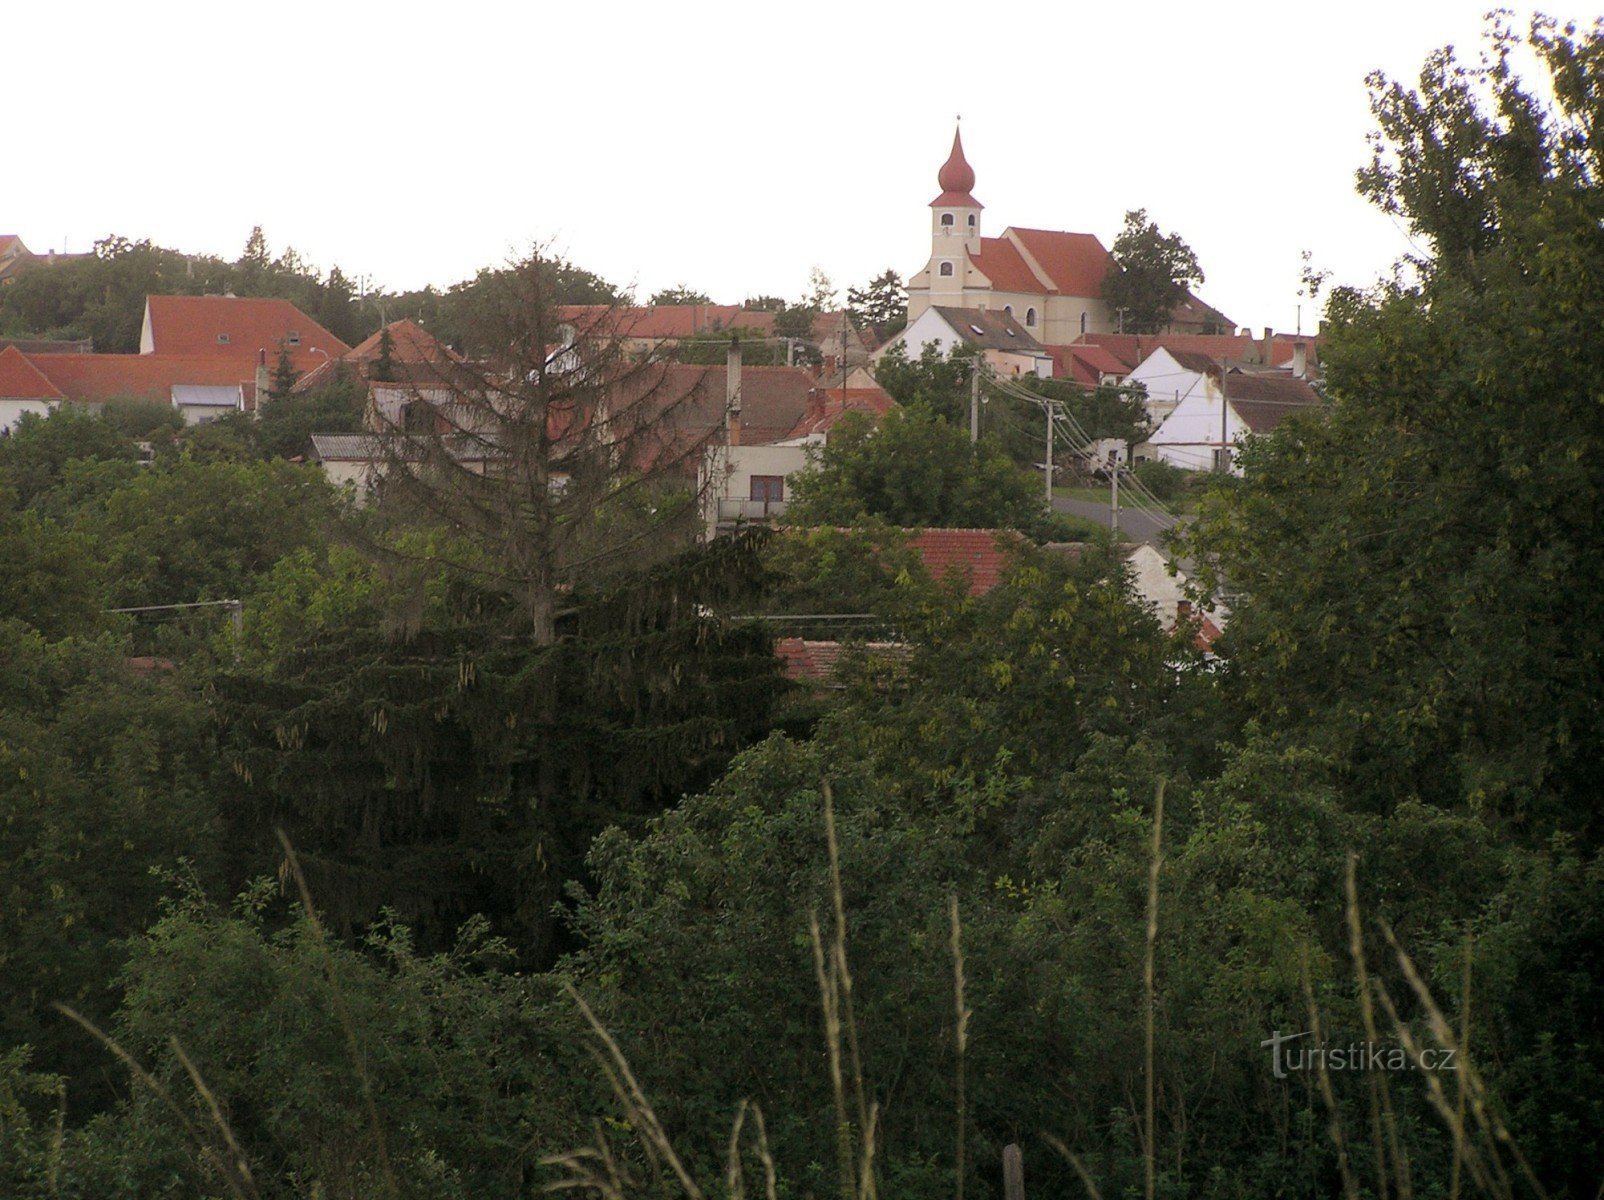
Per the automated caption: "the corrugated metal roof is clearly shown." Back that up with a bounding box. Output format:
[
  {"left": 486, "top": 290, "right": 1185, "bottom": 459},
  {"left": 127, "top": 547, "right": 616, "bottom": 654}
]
[{"left": 171, "top": 384, "right": 242, "bottom": 407}]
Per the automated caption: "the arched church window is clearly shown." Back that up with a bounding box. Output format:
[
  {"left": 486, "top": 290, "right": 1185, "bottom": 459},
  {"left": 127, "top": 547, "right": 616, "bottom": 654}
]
[
  {"left": 1025, "top": 307, "right": 1037, "bottom": 327},
  {"left": 1080, "top": 312, "right": 1088, "bottom": 335},
  {"left": 939, "top": 261, "right": 954, "bottom": 277},
  {"left": 966, "top": 214, "right": 976, "bottom": 227},
  {"left": 940, "top": 213, "right": 954, "bottom": 226},
  {"left": 1004, "top": 304, "right": 1013, "bottom": 317}
]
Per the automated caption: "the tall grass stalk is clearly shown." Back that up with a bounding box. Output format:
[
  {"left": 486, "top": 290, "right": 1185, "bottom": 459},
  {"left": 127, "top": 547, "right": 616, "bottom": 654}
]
[
  {"left": 275, "top": 828, "right": 398, "bottom": 1200},
  {"left": 1345, "top": 854, "right": 1410, "bottom": 1199},
  {"left": 52, "top": 1003, "right": 259, "bottom": 1200},
  {"left": 950, "top": 894, "right": 971, "bottom": 1200},
  {"left": 1143, "top": 780, "right": 1165, "bottom": 1200}
]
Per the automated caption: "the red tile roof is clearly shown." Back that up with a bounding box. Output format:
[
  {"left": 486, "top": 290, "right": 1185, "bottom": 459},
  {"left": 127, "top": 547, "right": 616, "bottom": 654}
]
[
  {"left": 1223, "top": 372, "right": 1323, "bottom": 433},
  {"left": 786, "top": 384, "right": 896, "bottom": 439},
  {"left": 555, "top": 304, "right": 774, "bottom": 340},
  {"left": 1007, "top": 228, "right": 1113, "bottom": 297},
  {"left": 0, "top": 345, "right": 64, "bottom": 400},
  {"left": 969, "top": 237, "right": 1046, "bottom": 293},
  {"left": 142, "top": 295, "right": 349, "bottom": 372},
  {"left": 346, "top": 318, "right": 456, "bottom": 364},
  {"left": 908, "top": 528, "right": 1023, "bottom": 596},
  {"left": 28, "top": 353, "right": 258, "bottom": 405},
  {"left": 1076, "top": 332, "right": 1257, "bottom": 368},
  {"left": 1049, "top": 344, "right": 1128, "bottom": 384},
  {"left": 776, "top": 637, "right": 843, "bottom": 682}
]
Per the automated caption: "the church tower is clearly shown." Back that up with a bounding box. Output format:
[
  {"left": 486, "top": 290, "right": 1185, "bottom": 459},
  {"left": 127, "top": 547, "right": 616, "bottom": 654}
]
[{"left": 928, "top": 126, "right": 982, "bottom": 303}]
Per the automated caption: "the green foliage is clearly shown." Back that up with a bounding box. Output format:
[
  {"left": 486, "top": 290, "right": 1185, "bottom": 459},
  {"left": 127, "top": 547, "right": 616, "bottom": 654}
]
[
  {"left": 0, "top": 623, "right": 220, "bottom": 1102},
  {"left": 649, "top": 284, "right": 712, "bottom": 305},
  {"left": 213, "top": 532, "right": 787, "bottom": 963},
  {"left": 871, "top": 339, "right": 976, "bottom": 425},
  {"left": 846, "top": 268, "right": 907, "bottom": 340},
  {"left": 1131, "top": 457, "right": 1188, "bottom": 501},
  {"left": 254, "top": 369, "right": 367, "bottom": 460},
  {"left": 26, "top": 884, "right": 553, "bottom": 1198},
  {"left": 0, "top": 407, "right": 137, "bottom": 507},
  {"left": 0, "top": 496, "right": 104, "bottom": 638},
  {"left": 759, "top": 523, "right": 927, "bottom": 618},
  {"left": 788, "top": 408, "right": 1046, "bottom": 533},
  {"left": 671, "top": 327, "right": 785, "bottom": 365},
  {"left": 100, "top": 396, "right": 184, "bottom": 439},
  {"left": 1182, "top": 13, "right": 1604, "bottom": 847},
  {"left": 269, "top": 343, "right": 299, "bottom": 400},
  {"left": 91, "top": 458, "right": 336, "bottom": 608},
  {"left": 0, "top": 230, "right": 372, "bottom": 351},
  {"left": 1100, "top": 208, "right": 1204, "bottom": 334}
]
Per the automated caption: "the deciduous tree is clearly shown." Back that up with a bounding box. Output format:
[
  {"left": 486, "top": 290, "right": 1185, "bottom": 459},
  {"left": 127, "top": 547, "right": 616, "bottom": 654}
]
[{"left": 1100, "top": 208, "right": 1204, "bottom": 334}]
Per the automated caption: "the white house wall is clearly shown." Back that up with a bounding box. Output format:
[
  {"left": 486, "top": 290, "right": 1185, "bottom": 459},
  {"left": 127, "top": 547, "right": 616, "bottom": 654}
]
[
  {"left": 1125, "top": 348, "right": 1207, "bottom": 425},
  {"left": 1146, "top": 383, "right": 1246, "bottom": 473},
  {"left": 701, "top": 442, "right": 811, "bottom": 537},
  {"left": 0, "top": 398, "right": 56, "bottom": 433}
]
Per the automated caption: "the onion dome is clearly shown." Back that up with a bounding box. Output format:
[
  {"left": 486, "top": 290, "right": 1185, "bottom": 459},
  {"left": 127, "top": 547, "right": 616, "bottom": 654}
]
[{"left": 931, "top": 127, "right": 982, "bottom": 208}]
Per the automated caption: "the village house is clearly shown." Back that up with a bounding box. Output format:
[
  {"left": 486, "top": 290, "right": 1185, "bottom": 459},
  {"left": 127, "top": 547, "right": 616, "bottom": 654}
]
[
  {"left": 700, "top": 340, "right": 895, "bottom": 537},
  {"left": 0, "top": 294, "right": 350, "bottom": 430},
  {"left": 1141, "top": 365, "right": 1322, "bottom": 473},
  {"left": 874, "top": 305, "right": 1053, "bottom": 378}
]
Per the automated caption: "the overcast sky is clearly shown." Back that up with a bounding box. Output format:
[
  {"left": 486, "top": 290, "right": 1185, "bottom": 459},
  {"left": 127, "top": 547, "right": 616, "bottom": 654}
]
[{"left": 12, "top": 1, "right": 1526, "bottom": 335}]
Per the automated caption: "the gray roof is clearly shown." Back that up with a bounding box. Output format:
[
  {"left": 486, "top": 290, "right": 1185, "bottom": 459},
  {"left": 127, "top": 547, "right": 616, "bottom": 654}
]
[
  {"left": 1223, "top": 371, "right": 1323, "bottom": 433},
  {"left": 930, "top": 306, "right": 1046, "bottom": 352},
  {"left": 308, "top": 433, "right": 383, "bottom": 461},
  {"left": 171, "top": 384, "right": 241, "bottom": 408},
  {"left": 308, "top": 431, "right": 501, "bottom": 462}
]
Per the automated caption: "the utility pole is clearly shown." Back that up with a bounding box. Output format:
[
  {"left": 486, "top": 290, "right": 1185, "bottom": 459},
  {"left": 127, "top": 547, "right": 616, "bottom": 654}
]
[
  {"left": 970, "top": 362, "right": 981, "bottom": 444},
  {"left": 1218, "top": 369, "right": 1229, "bottom": 473},
  {"left": 1111, "top": 447, "right": 1121, "bottom": 536},
  {"left": 1044, "top": 397, "right": 1054, "bottom": 504}
]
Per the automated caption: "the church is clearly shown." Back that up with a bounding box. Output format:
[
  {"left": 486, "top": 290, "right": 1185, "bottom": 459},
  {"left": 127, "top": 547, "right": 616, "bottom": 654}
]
[{"left": 904, "top": 128, "right": 1230, "bottom": 343}]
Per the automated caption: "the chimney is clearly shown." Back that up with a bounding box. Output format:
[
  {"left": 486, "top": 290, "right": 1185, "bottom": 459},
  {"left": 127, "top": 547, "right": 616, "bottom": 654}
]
[
  {"left": 806, "top": 386, "right": 827, "bottom": 427},
  {"left": 1260, "top": 326, "right": 1273, "bottom": 366},
  {"left": 1292, "top": 340, "right": 1307, "bottom": 379},
  {"left": 726, "top": 335, "right": 742, "bottom": 448},
  {"left": 1176, "top": 600, "right": 1193, "bottom": 623},
  {"left": 254, "top": 348, "right": 270, "bottom": 408},
  {"left": 824, "top": 353, "right": 838, "bottom": 379}
]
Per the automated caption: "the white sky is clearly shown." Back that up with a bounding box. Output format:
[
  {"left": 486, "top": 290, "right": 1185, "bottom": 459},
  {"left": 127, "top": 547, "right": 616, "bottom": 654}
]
[{"left": 10, "top": 1, "right": 1520, "bottom": 336}]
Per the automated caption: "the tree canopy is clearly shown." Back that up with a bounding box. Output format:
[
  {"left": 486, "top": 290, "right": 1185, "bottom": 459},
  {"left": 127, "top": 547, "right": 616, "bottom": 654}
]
[
  {"left": 1099, "top": 208, "right": 1204, "bottom": 334},
  {"left": 787, "top": 407, "right": 1046, "bottom": 532}
]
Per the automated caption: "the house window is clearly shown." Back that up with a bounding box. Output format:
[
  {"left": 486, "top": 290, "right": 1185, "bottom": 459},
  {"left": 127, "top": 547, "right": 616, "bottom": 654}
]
[
  {"left": 939, "top": 261, "right": 954, "bottom": 277},
  {"left": 940, "top": 213, "right": 955, "bottom": 226},
  {"left": 750, "top": 475, "right": 784, "bottom": 508},
  {"left": 1025, "top": 307, "right": 1037, "bottom": 327},
  {"left": 1212, "top": 447, "right": 1232, "bottom": 472},
  {"left": 287, "top": 331, "right": 302, "bottom": 346},
  {"left": 216, "top": 333, "right": 231, "bottom": 345}
]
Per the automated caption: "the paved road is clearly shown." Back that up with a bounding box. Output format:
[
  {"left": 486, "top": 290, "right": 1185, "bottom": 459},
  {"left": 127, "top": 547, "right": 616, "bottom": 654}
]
[{"left": 1052, "top": 496, "right": 1181, "bottom": 547}]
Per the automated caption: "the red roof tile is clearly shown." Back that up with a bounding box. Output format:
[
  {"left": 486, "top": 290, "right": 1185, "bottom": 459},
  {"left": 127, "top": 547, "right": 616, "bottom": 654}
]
[
  {"left": 555, "top": 304, "right": 771, "bottom": 341},
  {"left": 786, "top": 384, "right": 896, "bottom": 439},
  {"left": 142, "top": 295, "right": 349, "bottom": 373},
  {"left": 1048, "top": 344, "right": 1129, "bottom": 383},
  {"left": 969, "top": 237, "right": 1046, "bottom": 293},
  {"left": 908, "top": 528, "right": 1022, "bottom": 596},
  {"left": 1007, "top": 229, "right": 1113, "bottom": 297},
  {"left": 346, "top": 318, "right": 456, "bottom": 364},
  {"left": 0, "top": 346, "right": 64, "bottom": 400},
  {"left": 29, "top": 354, "right": 258, "bottom": 405}
]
